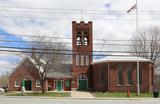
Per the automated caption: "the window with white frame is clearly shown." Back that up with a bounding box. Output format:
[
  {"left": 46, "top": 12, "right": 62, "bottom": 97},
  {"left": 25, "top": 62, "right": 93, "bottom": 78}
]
[
  {"left": 14, "top": 80, "right": 19, "bottom": 87},
  {"left": 76, "top": 54, "right": 79, "bottom": 66},
  {"left": 36, "top": 80, "right": 41, "bottom": 87},
  {"left": 85, "top": 55, "right": 89, "bottom": 66},
  {"left": 81, "top": 54, "right": 84, "bottom": 66}
]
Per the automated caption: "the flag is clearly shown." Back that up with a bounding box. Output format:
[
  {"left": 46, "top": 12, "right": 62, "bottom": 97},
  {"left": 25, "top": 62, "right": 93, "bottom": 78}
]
[{"left": 127, "top": 3, "right": 137, "bottom": 13}]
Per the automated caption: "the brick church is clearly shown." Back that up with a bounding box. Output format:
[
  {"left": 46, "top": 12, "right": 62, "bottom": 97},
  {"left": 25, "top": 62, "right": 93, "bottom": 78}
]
[{"left": 9, "top": 21, "right": 154, "bottom": 93}]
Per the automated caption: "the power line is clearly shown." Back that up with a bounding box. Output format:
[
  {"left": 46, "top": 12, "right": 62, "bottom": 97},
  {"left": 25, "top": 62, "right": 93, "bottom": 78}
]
[
  {"left": 1, "top": 8, "right": 160, "bottom": 16},
  {"left": 0, "top": 49, "right": 158, "bottom": 58},
  {"left": 0, "top": 14, "right": 159, "bottom": 21},
  {"left": 0, "top": 34, "right": 71, "bottom": 39},
  {"left": 1, "top": 34, "right": 160, "bottom": 42},
  {"left": 0, "top": 45, "right": 159, "bottom": 54},
  {"left": 0, "top": 6, "right": 160, "bottom": 21},
  {"left": 0, "top": 39, "right": 72, "bottom": 44},
  {"left": 1, "top": 5, "right": 160, "bottom": 14},
  {"left": 0, "top": 39, "right": 158, "bottom": 46},
  {"left": 0, "top": 5, "right": 144, "bottom": 12}
]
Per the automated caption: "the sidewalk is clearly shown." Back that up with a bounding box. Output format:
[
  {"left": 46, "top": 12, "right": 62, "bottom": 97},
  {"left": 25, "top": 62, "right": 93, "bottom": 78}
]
[
  {"left": 71, "top": 91, "right": 95, "bottom": 98},
  {"left": 1, "top": 91, "right": 160, "bottom": 100}
]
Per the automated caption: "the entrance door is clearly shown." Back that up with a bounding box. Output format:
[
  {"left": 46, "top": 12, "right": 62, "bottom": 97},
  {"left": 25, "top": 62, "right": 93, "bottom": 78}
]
[
  {"left": 24, "top": 80, "right": 32, "bottom": 90},
  {"left": 79, "top": 80, "right": 87, "bottom": 91},
  {"left": 55, "top": 80, "right": 62, "bottom": 91},
  {"left": 78, "top": 74, "right": 88, "bottom": 91}
]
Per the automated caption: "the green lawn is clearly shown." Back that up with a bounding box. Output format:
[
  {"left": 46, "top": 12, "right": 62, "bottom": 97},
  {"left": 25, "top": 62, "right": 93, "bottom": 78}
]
[
  {"left": 94, "top": 92, "right": 153, "bottom": 98},
  {"left": 5, "top": 92, "right": 70, "bottom": 97}
]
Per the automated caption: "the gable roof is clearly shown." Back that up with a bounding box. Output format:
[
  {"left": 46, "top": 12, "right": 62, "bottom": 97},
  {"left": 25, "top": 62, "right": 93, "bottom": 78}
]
[
  {"left": 92, "top": 56, "right": 152, "bottom": 65},
  {"left": 11, "top": 56, "right": 72, "bottom": 78},
  {"left": 26, "top": 56, "right": 44, "bottom": 72},
  {"left": 46, "top": 64, "right": 72, "bottom": 78}
]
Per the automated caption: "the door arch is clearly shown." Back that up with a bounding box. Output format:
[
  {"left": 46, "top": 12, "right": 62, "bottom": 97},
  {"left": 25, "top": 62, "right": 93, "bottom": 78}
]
[{"left": 78, "top": 74, "right": 88, "bottom": 91}]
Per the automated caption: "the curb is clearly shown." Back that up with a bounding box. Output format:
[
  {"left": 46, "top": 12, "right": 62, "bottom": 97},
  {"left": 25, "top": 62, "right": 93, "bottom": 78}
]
[{"left": 1, "top": 96, "right": 160, "bottom": 100}]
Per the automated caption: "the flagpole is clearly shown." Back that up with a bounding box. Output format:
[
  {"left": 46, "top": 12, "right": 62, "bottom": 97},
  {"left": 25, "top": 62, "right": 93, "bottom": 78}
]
[{"left": 136, "top": 0, "right": 140, "bottom": 95}]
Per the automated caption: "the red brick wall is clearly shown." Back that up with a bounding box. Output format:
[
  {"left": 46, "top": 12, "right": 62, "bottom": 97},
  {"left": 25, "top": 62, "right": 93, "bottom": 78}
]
[
  {"left": 92, "top": 62, "right": 154, "bottom": 93},
  {"left": 8, "top": 59, "right": 47, "bottom": 91},
  {"left": 72, "top": 21, "right": 93, "bottom": 89},
  {"left": 92, "top": 63, "right": 108, "bottom": 92}
]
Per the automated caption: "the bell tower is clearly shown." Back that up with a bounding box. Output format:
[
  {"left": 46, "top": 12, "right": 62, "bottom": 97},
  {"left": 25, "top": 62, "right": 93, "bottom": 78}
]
[{"left": 72, "top": 21, "right": 93, "bottom": 90}]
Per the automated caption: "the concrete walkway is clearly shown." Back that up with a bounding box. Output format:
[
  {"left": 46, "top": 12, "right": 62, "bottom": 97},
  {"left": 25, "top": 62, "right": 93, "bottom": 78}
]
[{"left": 71, "top": 91, "right": 95, "bottom": 98}]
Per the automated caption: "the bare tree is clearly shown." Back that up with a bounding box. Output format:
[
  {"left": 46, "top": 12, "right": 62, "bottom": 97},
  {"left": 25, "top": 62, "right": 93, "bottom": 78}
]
[
  {"left": 0, "top": 71, "right": 10, "bottom": 88},
  {"left": 130, "top": 26, "right": 160, "bottom": 71},
  {"left": 29, "top": 37, "right": 68, "bottom": 93}
]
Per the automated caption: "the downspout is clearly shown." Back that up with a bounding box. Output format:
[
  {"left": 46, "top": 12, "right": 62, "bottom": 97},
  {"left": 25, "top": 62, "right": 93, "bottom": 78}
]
[
  {"left": 108, "top": 62, "right": 110, "bottom": 92},
  {"left": 137, "top": 57, "right": 140, "bottom": 95}
]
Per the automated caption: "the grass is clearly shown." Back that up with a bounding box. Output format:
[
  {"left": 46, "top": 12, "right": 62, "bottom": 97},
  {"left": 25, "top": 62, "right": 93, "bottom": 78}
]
[
  {"left": 5, "top": 92, "right": 70, "bottom": 97},
  {"left": 0, "top": 92, "right": 4, "bottom": 95},
  {"left": 94, "top": 92, "right": 153, "bottom": 98}
]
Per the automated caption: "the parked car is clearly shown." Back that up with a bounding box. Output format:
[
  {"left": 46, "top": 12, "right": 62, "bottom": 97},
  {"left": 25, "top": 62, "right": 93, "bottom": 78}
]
[
  {"left": 2, "top": 87, "right": 8, "bottom": 92},
  {"left": 0, "top": 88, "right": 4, "bottom": 93}
]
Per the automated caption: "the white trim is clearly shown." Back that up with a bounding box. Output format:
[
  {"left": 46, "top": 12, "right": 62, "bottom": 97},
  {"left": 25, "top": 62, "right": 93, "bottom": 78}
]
[
  {"left": 54, "top": 80, "right": 64, "bottom": 91},
  {"left": 92, "top": 56, "right": 152, "bottom": 65},
  {"left": 14, "top": 80, "right": 19, "bottom": 87},
  {"left": 36, "top": 80, "right": 41, "bottom": 87}
]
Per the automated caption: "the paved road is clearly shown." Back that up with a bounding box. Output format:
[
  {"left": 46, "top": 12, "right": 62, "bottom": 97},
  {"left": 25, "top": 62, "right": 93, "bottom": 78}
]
[{"left": 0, "top": 97, "right": 160, "bottom": 104}]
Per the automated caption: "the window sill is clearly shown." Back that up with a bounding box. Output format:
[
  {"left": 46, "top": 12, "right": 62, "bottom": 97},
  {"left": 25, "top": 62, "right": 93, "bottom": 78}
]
[
  {"left": 126, "top": 84, "right": 133, "bottom": 86},
  {"left": 117, "top": 84, "right": 123, "bottom": 87},
  {"left": 36, "top": 86, "right": 41, "bottom": 88},
  {"left": 14, "top": 86, "right": 19, "bottom": 88}
]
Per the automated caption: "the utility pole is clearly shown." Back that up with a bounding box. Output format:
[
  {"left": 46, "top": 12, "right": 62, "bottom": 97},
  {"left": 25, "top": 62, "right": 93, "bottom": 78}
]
[{"left": 136, "top": 0, "right": 140, "bottom": 95}]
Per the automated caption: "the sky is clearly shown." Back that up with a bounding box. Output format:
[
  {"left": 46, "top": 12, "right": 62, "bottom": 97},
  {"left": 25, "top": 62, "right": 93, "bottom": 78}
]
[{"left": 0, "top": 0, "right": 160, "bottom": 75}]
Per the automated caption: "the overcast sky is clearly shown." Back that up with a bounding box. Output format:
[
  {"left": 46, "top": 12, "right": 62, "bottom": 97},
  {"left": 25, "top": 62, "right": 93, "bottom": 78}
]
[{"left": 0, "top": 0, "right": 160, "bottom": 75}]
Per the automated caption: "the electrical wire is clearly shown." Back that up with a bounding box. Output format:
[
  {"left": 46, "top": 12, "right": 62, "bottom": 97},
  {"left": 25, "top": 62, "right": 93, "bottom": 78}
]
[
  {"left": 0, "top": 45, "right": 159, "bottom": 54},
  {"left": 1, "top": 34, "right": 160, "bottom": 42},
  {"left": 0, "top": 49, "right": 158, "bottom": 58}
]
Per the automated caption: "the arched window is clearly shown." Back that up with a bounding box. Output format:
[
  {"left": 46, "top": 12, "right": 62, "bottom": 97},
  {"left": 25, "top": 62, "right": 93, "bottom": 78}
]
[
  {"left": 76, "top": 54, "right": 79, "bottom": 66},
  {"left": 81, "top": 54, "right": 84, "bottom": 66},
  {"left": 127, "top": 64, "right": 132, "bottom": 85},
  {"left": 78, "top": 74, "right": 87, "bottom": 80},
  {"left": 139, "top": 67, "right": 142, "bottom": 85},
  {"left": 76, "top": 36, "right": 81, "bottom": 45},
  {"left": 85, "top": 55, "right": 89, "bottom": 66},
  {"left": 83, "top": 37, "right": 88, "bottom": 45},
  {"left": 82, "top": 31, "right": 88, "bottom": 45},
  {"left": 83, "top": 31, "right": 88, "bottom": 36},
  {"left": 76, "top": 31, "right": 81, "bottom": 46},
  {"left": 117, "top": 64, "right": 123, "bottom": 85}
]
